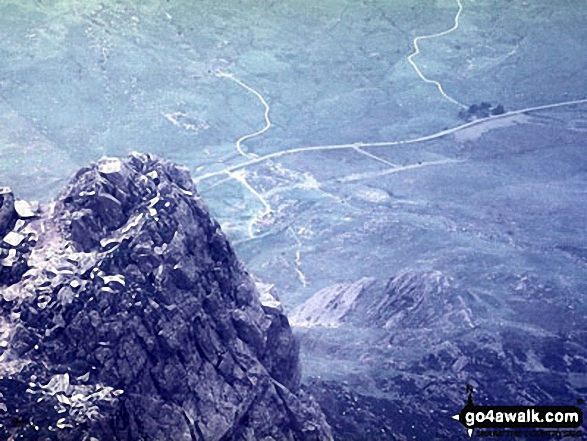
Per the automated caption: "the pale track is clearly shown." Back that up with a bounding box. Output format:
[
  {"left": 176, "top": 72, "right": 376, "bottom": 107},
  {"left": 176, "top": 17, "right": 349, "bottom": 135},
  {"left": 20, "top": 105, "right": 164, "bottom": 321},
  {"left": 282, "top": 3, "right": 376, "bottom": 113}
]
[
  {"left": 288, "top": 226, "right": 308, "bottom": 287},
  {"left": 217, "top": 72, "right": 271, "bottom": 159},
  {"left": 217, "top": 72, "right": 273, "bottom": 238},
  {"left": 332, "top": 158, "right": 463, "bottom": 184},
  {"left": 407, "top": 0, "right": 466, "bottom": 108},
  {"left": 205, "top": 13, "right": 587, "bottom": 244},
  {"left": 195, "top": 4, "right": 587, "bottom": 299},
  {"left": 225, "top": 169, "right": 272, "bottom": 239},
  {"left": 195, "top": 98, "right": 587, "bottom": 184},
  {"left": 353, "top": 146, "right": 399, "bottom": 168}
]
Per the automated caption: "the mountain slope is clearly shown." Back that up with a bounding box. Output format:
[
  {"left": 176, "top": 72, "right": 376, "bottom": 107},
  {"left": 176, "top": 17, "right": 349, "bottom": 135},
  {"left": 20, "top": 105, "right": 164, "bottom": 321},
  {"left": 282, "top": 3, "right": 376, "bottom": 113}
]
[{"left": 0, "top": 153, "right": 332, "bottom": 441}]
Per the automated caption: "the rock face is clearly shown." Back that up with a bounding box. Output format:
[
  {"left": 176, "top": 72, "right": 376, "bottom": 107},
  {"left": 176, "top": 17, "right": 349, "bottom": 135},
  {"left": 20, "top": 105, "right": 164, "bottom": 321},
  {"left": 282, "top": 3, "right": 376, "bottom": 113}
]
[
  {"left": 289, "top": 278, "right": 376, "bottom": 328},
  {"left": 293, "top": 270, "right": 587, "bottom": 439},
  {"left": 291, "top": 270, "right": 473, "bottom": 332},
  {"left": 0, "top": 187, "right": 34, "bottom": 287},
  {"left": 0, "top": 154, "right": 332, "bottom": 441}
]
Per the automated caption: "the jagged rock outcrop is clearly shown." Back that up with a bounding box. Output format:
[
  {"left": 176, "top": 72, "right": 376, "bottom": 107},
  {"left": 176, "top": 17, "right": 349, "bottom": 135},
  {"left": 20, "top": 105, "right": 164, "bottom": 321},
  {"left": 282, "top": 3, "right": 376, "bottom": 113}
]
[
  {"left": 0, "top": 187, "right": 35, "bottom": 287},
  {"left": 291, "top": 270, "right": 473, "bottom": 333},
  {"left": 0, "top": 153, "right": 332, "bottom": 441},
  {"left": 292, "top": 271, "right": 587, "bottom": 440},
  {"left": 289, "top": 278, "right": 376, "bottom": 328},
  {"left": 369, "top": 270, "right": 473, "bottom": 330}
]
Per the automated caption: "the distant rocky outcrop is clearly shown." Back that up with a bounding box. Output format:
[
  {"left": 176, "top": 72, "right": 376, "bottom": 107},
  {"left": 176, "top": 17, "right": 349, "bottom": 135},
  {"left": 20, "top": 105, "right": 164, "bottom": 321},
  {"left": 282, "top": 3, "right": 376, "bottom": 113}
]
[
  {"left": 291, "top": 270, "right": 473, "bottom": 333},
  {"left": 370, "top": 270, "right": 473, "bottom": 330},
  {"left": 289, "top": 278, "right": 376, "bottom": 328},
  {"left": 292, "top": 270, "right": 587, "bottom": 440},
  {"left": 0, "top": 154, "right": 332, "bottom": 441}
]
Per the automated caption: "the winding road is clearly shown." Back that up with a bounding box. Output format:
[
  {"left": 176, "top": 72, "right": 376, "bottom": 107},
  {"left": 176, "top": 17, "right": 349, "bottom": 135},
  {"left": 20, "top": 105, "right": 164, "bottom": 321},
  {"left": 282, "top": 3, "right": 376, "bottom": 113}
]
[
  {"left": 195, "top": 98, "right": 587, "bottom": 184},
  {"left": 217, "top": 72, "right": 271, "bottom": 160},
  {"left": 217, "top": 72, "right": 274, "bottom": 238},
  {"left": 202, "top": 3, "right": 587, "bottom": 258},
  {"left": 407, "top": 0, "right": 466, "bottom": 108}
]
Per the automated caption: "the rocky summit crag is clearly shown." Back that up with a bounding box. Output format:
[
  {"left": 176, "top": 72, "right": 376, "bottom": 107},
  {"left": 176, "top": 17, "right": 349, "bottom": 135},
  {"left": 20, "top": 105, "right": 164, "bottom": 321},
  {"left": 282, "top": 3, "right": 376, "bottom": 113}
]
[{"left": 0, "top": 153, "right": 332, "bottom": 441}]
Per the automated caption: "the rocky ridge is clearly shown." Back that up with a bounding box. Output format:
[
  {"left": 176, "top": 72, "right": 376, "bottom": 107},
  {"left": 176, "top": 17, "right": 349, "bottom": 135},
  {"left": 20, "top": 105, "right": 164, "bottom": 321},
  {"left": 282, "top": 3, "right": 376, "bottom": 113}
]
[
  {"left": 292, "top": 271, "right": 587, "bottom": 440},
  {"left": 0, "top": 153, "right": 332, "bottom": 441},
  {"left": 291, "top": 270, "right": 473, "bottom": 332}
]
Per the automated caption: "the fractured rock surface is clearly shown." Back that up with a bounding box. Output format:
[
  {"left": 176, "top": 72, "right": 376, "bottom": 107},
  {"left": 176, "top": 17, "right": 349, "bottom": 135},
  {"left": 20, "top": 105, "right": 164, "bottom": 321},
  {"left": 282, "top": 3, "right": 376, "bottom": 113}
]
[{"left": 0, "top": 153, "right": 332, "bottom": 441}]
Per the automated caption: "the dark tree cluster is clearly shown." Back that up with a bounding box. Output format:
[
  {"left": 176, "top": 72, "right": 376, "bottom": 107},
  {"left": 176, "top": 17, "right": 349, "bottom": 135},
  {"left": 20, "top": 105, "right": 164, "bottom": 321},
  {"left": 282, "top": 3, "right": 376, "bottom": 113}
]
[{"left": 459, "top": 102, "right": 505, "bottom": 121}]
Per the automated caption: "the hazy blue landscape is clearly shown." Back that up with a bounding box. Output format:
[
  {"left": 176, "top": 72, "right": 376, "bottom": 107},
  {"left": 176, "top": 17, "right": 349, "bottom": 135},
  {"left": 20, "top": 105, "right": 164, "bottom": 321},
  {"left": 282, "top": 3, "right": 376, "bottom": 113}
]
[{"left": 1, "top": 0, "right": 587, "bottom": 439}]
